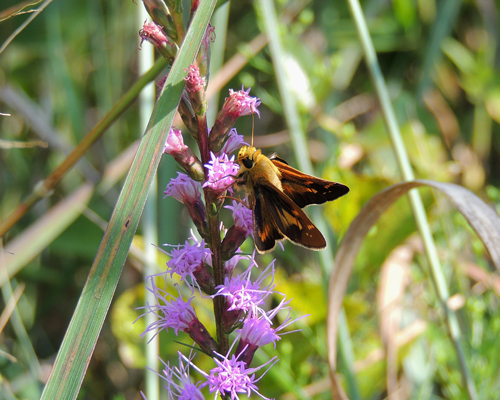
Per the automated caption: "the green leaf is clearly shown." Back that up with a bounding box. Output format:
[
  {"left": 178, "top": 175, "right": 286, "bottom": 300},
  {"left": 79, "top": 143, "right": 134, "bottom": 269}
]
[{"left": 39, "top": 2, "right": 218, "bottom": 398}]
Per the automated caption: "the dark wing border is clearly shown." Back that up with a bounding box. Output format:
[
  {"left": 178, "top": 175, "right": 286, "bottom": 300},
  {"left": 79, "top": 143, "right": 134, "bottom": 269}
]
[{"left": 270, "top": 157, "right": 349, "bottom": 208}]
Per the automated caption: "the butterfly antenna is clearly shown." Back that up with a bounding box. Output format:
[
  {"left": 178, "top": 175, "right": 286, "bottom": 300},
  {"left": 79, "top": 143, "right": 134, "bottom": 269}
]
[{"left": 251, "top": 112, "right": 255, "bottom": 147}]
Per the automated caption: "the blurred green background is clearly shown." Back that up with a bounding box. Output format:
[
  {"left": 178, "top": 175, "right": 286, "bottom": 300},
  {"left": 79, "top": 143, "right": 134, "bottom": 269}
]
[{"left": 1, "top": 0, "right": 500, "bottom": 399}]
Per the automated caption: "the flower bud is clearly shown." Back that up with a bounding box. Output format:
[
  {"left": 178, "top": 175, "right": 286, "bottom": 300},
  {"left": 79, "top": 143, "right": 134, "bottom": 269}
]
[
  {"left": 164, "top": 128, "right": 205, "bottom": 181},
  {"left": 141, "top": 0, "right": 178, "bottom": 41},
  {"left": 139, "top": 21, "right": 178, "bottom": 61},
  {"left": 221, "top": 304, "right": 244, "bottom": 333},
  {"left": 178, "top": 90, "right": 199, "bottom": 140},
  {"left": 184, "top": 64, "right": 207, "bottom": 116},
  {"left": 221, "top": 225, "right": 249, "bottom": 261},
  {"left": 196, "top": 24, "right": 216, "bottom": 84},
  {"left": 192, "top": 263, "right": 216, "bottom": 295},
  {"left": 185, "top": 318, "right": 218, "bottom": 354},
  {"left": 164, "top": 173, "right": 209, "bottom": 237}
]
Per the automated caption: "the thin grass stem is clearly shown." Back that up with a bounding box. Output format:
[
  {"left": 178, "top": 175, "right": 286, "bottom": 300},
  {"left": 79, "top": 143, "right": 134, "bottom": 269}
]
[
  {"left": 138, "top": 4, "right": 160, "bottom": 400},
  {"left": 346, "top": 0, "right": 478, "bottom": 398},
  {"left": 256, "top": 0, "right": 361, "bottom": 398}
]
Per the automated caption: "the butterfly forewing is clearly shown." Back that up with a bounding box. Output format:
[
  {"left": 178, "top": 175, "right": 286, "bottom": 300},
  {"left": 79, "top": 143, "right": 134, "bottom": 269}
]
[
  {"left": 254, "top": 182, "right": 326, "bottom": 252},
  {"left": 270, "top": 158, "right": 350, "bottom": 208}
]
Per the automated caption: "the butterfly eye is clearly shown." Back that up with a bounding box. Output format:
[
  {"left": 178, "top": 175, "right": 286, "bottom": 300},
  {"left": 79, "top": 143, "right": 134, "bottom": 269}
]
[{"left": 242, "top": 157, "right": 253, "bottom": 169}]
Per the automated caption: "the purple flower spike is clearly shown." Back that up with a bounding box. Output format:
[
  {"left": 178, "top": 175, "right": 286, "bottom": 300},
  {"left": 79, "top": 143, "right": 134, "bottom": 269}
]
[
  {"left": 153, "top": 353, "right": 204, "bottom": 400},
  {"left": 202, "top": 152, "right": 239, "bottom": 192}
]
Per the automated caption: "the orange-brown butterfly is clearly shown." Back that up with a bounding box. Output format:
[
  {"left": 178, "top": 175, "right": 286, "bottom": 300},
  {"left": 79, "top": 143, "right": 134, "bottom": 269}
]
[{"left": 234, "top": 145, "right": 349, "bottom": 253}]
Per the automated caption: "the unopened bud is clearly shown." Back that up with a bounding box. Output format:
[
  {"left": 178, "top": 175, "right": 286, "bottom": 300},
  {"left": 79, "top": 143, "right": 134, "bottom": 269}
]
[
  {"left": 184, "top": 64, "right": 207, "bottom": 116},
  {"left": 196, "top": 24, "right": 216, "bottom": 84},
  {"left": 139, "top": 21, "right": 178, "bottom": 61},
  {"left": 142, "top": 0, "right": 178, "bottom": 41},
  {"left": 178, "top": 90, "right": 199, "bottom": 140}
]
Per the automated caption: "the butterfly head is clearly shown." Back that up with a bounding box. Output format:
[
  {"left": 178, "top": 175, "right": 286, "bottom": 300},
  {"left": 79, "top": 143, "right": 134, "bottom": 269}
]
[{"left": 237, "top": 146, "right": 261, "bottom": 170}]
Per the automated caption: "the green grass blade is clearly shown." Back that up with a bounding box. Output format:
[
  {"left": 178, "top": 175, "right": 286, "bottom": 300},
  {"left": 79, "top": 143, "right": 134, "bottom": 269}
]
[{"left": 39, "top": 1, "right": 217, "bottom": 398}]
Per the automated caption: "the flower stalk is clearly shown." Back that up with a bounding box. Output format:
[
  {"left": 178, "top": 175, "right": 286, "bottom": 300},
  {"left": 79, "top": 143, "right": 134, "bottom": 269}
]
[{"left": 137, "top": 6, "right": 305, "bottom": 398}]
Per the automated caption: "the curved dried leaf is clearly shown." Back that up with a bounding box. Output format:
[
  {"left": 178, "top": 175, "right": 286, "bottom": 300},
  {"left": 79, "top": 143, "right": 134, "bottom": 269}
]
[{"left": 327, "top": 180, "right": 500, "bottom": 398}]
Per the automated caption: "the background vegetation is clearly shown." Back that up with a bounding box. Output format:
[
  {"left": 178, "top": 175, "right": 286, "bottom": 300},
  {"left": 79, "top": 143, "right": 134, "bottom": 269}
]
[{"left": 1, "top": 0, "right": 500, "bottom": 399}]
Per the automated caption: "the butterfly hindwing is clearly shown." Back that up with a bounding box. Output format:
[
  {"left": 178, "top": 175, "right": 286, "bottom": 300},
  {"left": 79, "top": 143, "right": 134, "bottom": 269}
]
[
  {"left": 254, "top": 182, "right": 326, "bottom": 252},
  {"left": 270, "top": 157, "right": 350, "bottom": 208}
]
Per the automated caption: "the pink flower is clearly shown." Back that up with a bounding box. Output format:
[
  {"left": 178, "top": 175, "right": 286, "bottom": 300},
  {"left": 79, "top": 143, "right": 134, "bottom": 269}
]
[
  {"left": 164, "top": 128, "right": 188, "bottom": 155},
  {"left": 139, "top": 21, "right": 177, "bottom": 60},
  {"left": 164, "top": 173, "right": 202, "bottom": 205},
  {"left": 225, "top": 86, "right": 261, "bottom": 118},
  {"left": 218, "top": 128, "right": 248, "bottom": 156},
  {"left": 182, "top": 350, "right": 278, "bottom": 400},
  {"left": 166, "top": 239, "right": 212, "bottom": 283},
  {"left": 209, "top": 87, "right": 261, "bottom": 152},
  {"left": 202, "top": 152, "right": 239, "bottom": 192}
]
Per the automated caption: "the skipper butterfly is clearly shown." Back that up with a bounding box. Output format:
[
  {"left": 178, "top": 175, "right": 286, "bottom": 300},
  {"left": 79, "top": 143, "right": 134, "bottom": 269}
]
[{"left": 234, "top": 145, "right": 349, "bottom": 253}]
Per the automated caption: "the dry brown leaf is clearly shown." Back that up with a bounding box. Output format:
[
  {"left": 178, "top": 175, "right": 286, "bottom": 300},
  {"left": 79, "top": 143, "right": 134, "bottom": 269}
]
[{"left": 327, "top": 180, "right": 500, "bottom": 399}]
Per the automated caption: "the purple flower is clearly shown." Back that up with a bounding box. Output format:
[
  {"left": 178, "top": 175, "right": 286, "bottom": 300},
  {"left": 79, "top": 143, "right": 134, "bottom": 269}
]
[
  {"left": 183, "top": 350, "right": 278, "bottom": 400},
  {"left": 139, "top": 280, "right": 199, "bottom": 337},
  {"left": 164, "top": 173, "right": 202, "bottom": 204},
  {"left": 138, "top": 280, "right": 217, "bottom": 352},
  {"left": 213, "top": 259, "right": 278, "bottom": 320},
  {"left": 150, "top": 353, "right": 204, "bottom": 400},
  {"left": 202, "top": 152, "right": 239, "bottom": 192},
  {"left": 225, "top": 200, "right": 253, "bottom": 237},
  {"left": 218, "top": 128, "right": 248, "bottom": 156},
  {"left": 166, "top": 238, "right": 212, "bottom": 283},
  {"left": 139, "top": 21, "right": 168, "bottom": 48},
  {"left": 239, "top": 318, "right": 280, "bottom": 349},
  {"left": 234, "top": 298, "right": 306, "bottom": 365}
]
